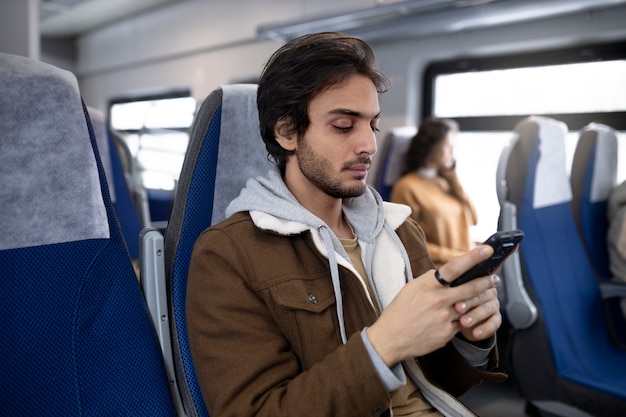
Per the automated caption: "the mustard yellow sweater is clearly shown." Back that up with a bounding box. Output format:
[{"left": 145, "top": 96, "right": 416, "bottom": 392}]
[{"left": 390, "top": 172, "right": 477, "bottom": 268}]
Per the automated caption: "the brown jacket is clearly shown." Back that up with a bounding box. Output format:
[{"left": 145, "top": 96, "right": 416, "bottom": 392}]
[{"left": 186, "top": 204, "right": 505, "bottom": 417}]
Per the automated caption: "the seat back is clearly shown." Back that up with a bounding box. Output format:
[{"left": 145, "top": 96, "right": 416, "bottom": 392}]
[
  {"left": 570, "top": 123, "right": 618, "bottom": 279},
  {"left": 374, "top": 126, "right": 416, "bottom": 200},
  {"left": 570, "top": 122, "right": 626, "bottom": 348},
  {"left": 89, "top": 107, "right": 145, "bottom": 260},
  {"left": 163, "top": 84, "right": 272, "bottom": 416},
  {"left": 0, "top": 53, "right": 175, "bottom": 416},
  {"left": 112, "top": 129, "right": 153, "bottom": 230},
  {"left": 498, "top": 115, "right": 626, "bottom": 417}
]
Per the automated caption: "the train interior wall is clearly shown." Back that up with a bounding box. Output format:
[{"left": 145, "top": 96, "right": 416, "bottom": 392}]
[{"left": 38, "top": 1, "right": 626, "bottom": 186}]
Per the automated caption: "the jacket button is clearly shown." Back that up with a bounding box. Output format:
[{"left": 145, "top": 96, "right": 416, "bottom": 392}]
[
  {"left": 372, "top": 406, "right": 383, "bottom": 416},
  {"left": 307, "top": 293, "right": 318, "bottom": 304}
]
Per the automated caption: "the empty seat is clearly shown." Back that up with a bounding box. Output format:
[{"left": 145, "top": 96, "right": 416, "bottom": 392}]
[
  {"left": 497, "top": 115, "right": 626, "bottom": 417},
  {"left": 570, "top": 122, "right": 626, "bottom": 349},
  {"left": 0, "top": 53, "right": 175, "bottom": 416},
  {"left": 89, "top": 107, "right": 145, "bottom": 261},
  {"left": 571, "top": 122, "right": 619, "bottom": 279},
  {"left": 374, "top": 126, "right": 416, "bottom": 200}
]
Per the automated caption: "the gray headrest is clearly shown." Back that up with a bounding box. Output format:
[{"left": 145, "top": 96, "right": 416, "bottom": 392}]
[
  {"left": 515, "top": 116, "right": 571, "bottom": 209},
  {"left": 211, "top": 84, "right": 273, "bottom": 224},
  {"left": 0, "top": 53, "right": 109, "bottom": 250}
]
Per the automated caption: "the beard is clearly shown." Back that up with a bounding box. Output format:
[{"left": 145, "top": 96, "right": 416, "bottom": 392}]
[{"left": 296, "top": 137, "right": 369, "bottom": 199}]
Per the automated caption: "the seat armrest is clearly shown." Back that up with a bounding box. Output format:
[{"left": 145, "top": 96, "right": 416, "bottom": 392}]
[
  {"left": 140, "top": 227, "right": 186, "bottom": 416},
  {"left": 499, "top": 201, "right": 538, "bottom": 330}
]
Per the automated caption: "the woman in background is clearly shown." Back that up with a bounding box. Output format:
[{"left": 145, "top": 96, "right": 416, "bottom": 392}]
[{"left": 390, "top": 117, "right": 477, "bottom": 268}]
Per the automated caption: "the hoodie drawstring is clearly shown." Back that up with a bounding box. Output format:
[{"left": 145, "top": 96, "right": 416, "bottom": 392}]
[
  {"left": 318, "top": 224, "right": 348, "bottom": 344},
  {"left": 318, "top": 221, "right": 414, "bottom": 346}
]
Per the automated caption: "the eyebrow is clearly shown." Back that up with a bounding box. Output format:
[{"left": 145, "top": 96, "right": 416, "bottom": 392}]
[{"left": 328, "top": 108, "right": 381, "bottom": 120}]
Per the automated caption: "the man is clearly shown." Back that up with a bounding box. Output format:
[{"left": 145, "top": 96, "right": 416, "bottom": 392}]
[{"left": 186, "top": 32, "right": 506, "bottom": 417}]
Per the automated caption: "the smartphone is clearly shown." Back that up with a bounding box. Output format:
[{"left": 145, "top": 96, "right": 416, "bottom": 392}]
[{"left": 449, "top": 229, "right": 524, "bottom": 287}]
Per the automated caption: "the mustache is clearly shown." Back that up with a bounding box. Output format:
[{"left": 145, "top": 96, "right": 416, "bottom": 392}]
[{"left": 343, "top": 156, "right": 372, "bottom": 170}]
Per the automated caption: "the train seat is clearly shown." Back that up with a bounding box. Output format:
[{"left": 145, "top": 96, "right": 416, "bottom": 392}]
[
  {"left": 497, "top": 115, "right": 626, "bottom": 417},
  {"left": 141, "top": 84, "right": 272, "bottom": 416},
  {"left": 0, "top": 53, "right": 175, "bottom": 415},
  {"left": 112, "top": 128, "right": 153, "bottom": 233},
  {"left": 89, "top": 107, "right": 145, "bottom": 261},
  {"left": 374, "top": 126, "right": 416, "bottom": 200},
  {"left": 571, "top": 122, "right": 618, "bottom": 279},
  {"left": 570, "top": 122, "right": 626, "bottom": 349}
]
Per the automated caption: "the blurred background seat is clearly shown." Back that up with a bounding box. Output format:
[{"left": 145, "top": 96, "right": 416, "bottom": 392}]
[
  {"left": 374, "top": 126, "right": 416, "bottom": 201},
  {"left": 89, "top": 107, "right": 148, "bottom": 264},
  {"left": 570, "top": 122, "right": 626, "bottom": 349},
  {"left": 497, "top": 115, "right": 626, "bottom": 417}
]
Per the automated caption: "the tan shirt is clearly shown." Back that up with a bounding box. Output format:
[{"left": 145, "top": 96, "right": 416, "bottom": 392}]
[{"left": 390, "top": 172, "right": 477, "bottom": 268}]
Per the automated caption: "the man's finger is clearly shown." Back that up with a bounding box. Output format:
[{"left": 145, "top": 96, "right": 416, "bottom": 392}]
[{"left": 437, "top": 244, "right": 494, "bottom": 285}]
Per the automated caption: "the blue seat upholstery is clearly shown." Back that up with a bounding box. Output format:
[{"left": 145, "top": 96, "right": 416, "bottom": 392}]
[
  {"left": 149, "top": 188, "right": 175, "bottom": 231},
  {"left": 497, "top": 116, "right": 626, "bottom": 417},
  {"left": 0, "top": 53, "right": 175, "bottom": 416},
  {"left": 570, "top": 123, "right": 626, "bottom": 349},
  {"left": 158, "top": 84, "right": 272, "bottom": 416},
  {"left": 374, "top": 126, "right": 416, "bottom": 200}
]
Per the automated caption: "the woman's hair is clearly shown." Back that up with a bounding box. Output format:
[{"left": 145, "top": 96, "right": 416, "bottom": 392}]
[
  {"left": 401, "top": 117, "right": 459, "bottom": 175},
  {"left": 257, "top": 32, "right": 390, "bottom": 173}
]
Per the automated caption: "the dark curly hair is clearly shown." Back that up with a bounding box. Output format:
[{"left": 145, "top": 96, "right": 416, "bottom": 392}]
[
  {"left": 257, "top": 32, "right": 390, "bottom": 173},
  {"left": 401, "top": 118, "right": 459, "bottom": 176}
]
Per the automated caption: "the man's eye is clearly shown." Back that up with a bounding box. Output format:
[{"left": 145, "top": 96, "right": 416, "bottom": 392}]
[{"left": 333, "top": 125, "right": 353, "bottom": 132}]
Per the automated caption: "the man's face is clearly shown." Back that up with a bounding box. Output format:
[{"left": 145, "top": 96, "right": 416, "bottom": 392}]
[{"left": 293, "top": 74, "right": 381, "bottom": 199}]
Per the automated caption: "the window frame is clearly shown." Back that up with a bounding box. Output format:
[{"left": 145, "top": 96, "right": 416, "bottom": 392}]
[
  {"left": 422, "top": 40, "right": 626, "bottom": 131},
  {"left": 108, "top": 88, "right": 193, "bottom": 135},
  {"left": 107, "top": 88, "right": 195, "bottom": 191}
]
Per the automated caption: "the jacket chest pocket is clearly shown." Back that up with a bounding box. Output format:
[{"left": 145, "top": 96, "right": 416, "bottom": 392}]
[{"left": 269, "top": 277, "right": 340, "bottom": 367}]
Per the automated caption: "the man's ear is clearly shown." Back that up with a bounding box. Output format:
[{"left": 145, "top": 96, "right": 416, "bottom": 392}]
[{"left": 274, "top": 117, "right": 297, "bottom": 151}]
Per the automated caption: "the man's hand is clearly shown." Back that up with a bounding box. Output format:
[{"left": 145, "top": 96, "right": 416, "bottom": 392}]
[
  {"left": 366, "top": 245, "right": 501, "bottom": 367},
  {"left": 454, "top": 275, "right": 501, "bottom": 342}
]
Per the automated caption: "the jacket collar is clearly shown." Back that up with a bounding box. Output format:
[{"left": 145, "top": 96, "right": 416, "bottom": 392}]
[{"left": 249, "top": 201, "right": 411, "bottom": 236}]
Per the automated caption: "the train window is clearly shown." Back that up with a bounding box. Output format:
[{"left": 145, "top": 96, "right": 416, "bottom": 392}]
[
  {"left": 109, "top": 92, "right": 196, "bottom": 191},
  {"left": 423, "top": 41, "right": 626, "bottom": 241},
  {"left": 433, "top": 60, "right": 626, "bottom": 117}
]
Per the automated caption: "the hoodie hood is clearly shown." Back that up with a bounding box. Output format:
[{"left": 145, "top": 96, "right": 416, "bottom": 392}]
[
  {"left": 226, "top": 167, "right": 386, "bottom": 245},
  {"left": 226, "top": 166, "right": 413, "bottom": 345}
]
